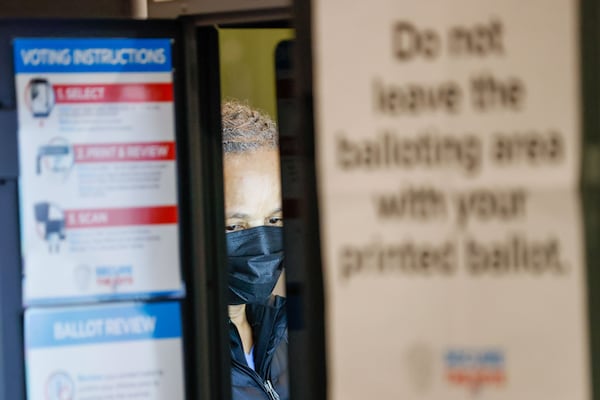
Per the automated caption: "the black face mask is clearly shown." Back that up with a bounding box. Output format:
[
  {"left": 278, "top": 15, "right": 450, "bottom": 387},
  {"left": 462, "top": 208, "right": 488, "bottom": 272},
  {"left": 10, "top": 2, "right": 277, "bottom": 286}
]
[{"left": 226, "top": 226, "right": 284, "bottom": 305}]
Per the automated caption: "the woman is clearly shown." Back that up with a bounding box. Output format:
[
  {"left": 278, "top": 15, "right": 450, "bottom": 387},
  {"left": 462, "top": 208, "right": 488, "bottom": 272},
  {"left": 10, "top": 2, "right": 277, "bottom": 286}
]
[{"left": 222, "top": 100, "right": 288, "bottom": 400}]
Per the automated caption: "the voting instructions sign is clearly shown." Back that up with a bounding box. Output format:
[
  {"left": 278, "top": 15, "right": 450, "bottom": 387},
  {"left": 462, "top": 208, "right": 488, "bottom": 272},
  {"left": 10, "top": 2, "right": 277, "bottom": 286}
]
[
  {"left": 25, "top": 301, "right": 185, "bottom": 400},
  {"left": 14, "top": 38, "right": 182, "bottom": 304},
  {"left": 312, "top": 1, "right": 589, "bottom": 399}
]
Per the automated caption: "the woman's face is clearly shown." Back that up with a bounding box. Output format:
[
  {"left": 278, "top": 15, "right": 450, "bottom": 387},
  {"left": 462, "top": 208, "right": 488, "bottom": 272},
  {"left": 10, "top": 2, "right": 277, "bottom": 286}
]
[{"left": 223, "top": 148, "right": 282, "bottom": 232}]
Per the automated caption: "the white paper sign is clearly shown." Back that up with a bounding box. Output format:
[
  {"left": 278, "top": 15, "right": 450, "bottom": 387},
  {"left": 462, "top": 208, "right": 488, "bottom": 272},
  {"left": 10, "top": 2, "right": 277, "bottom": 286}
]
[
  {"left": 312, "top": 1, "right": 589, "bottom": 399},
  {"left": 14, "top": 38, "right": 182, "bottom": 304},
  {"left": 25, "top": 302, "right": 185, "bottom": 400}
]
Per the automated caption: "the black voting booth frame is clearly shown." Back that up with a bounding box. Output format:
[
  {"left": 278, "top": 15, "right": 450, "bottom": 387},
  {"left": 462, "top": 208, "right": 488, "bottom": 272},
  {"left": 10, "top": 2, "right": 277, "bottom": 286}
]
[
  {"left": 0, "top": 9, "right": 328, "bottom": 400},
  {"left": 190, "top": 9, "right": 327, "bottom": 400}
]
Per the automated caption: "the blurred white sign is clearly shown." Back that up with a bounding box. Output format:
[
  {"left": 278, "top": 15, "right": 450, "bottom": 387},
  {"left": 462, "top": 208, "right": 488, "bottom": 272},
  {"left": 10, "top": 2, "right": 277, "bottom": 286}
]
[{"left": 312, "top": 1, "right": 589, "bottom": 399}]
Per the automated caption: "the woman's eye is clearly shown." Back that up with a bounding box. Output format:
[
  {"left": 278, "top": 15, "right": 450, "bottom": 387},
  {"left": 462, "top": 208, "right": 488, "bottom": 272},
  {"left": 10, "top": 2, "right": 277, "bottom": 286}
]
[
  {"left": 225, "top": 224, "right": 245, "bottom": 232},
  {"left": 266, "top": 216, "right": 283, "bottom": 226}
]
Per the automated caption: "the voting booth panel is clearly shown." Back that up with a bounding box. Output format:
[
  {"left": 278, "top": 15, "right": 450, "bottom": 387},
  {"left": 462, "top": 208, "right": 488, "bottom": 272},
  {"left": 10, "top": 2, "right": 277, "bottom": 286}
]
[
  {"left": 0, "top": 18, "right": 230, "bottom": 400},
  {"left": 0, "top": 11, "right": 323, "bottom": 399}
]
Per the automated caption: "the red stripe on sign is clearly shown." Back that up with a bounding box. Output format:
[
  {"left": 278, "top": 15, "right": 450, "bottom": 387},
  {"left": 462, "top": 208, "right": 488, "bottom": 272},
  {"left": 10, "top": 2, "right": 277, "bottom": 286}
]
[
  {"left": 53, "top": 83, "right": 173, "bottom": 103},
  {"left": 65, "top": 206, "right": 178, "bottom": 229},
  {"left": 73, "top": 142, "right": 176, "bottom": 163}
]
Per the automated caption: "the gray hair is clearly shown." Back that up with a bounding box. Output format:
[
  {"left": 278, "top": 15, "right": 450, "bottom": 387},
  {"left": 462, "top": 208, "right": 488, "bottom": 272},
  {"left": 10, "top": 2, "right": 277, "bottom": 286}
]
[{"left": 222, "top": 100, "right": 278, "bottom": 154}]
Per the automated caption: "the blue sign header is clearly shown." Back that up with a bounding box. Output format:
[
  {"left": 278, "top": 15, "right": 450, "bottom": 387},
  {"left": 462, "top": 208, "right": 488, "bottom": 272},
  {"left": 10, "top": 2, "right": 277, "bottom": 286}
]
[
  {"left": 14, "top": 38, "right": 172, "bottom": 73},
  {"left": 26, "top": 302, "right": 182, "bottom": 348}
]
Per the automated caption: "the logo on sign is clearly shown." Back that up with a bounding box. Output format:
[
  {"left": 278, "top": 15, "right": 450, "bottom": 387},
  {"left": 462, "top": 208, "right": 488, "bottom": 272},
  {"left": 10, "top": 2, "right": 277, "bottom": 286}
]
[
  {"left": 95, "top": 265, "right": 134, "bottom": 290},
  {"left": 445, "top": 348, "right": 506, "bottom": 394}
]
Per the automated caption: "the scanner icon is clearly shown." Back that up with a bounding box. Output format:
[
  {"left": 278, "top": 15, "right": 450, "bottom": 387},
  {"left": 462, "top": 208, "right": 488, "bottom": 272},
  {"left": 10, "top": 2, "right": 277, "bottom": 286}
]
[{"left": 34, "top": 202, "right": 66, "bottom": 253}]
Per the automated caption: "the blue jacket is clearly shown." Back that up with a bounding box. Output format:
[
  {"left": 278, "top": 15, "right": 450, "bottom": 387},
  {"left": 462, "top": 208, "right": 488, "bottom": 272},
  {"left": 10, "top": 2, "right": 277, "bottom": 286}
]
[{"left": 230, "top": 296, "right": 288, "bottom": 400}]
